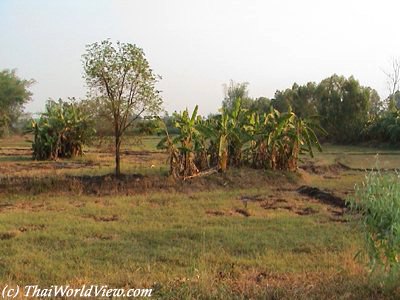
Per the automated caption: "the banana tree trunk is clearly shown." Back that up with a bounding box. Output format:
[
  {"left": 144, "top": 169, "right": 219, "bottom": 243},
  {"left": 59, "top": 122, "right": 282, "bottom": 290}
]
[
  {"left": 218, "top": 135, "right": 228, "bottom": 172},
  {"left": 218, "top": 149, "right": 228, "bottom": 172}
]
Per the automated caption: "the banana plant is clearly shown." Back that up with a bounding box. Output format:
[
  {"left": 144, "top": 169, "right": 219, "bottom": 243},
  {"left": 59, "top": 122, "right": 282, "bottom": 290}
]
[
  {"left": 198, "top": 108, "right": 231, "bottom": 172},
  {"left": 160, "top": 102, "right": 326, "bottom": 177},
  {"left": 246, "top": 107, "right": 325, "bottom": 171},
  {"left": 157, "top": 105, "right": 203, "bottom": 178},
  {"left": 203, "top": 99, "right": 250, "bottom": 172},
  {"left": 227, "top": 98, "right": 252, "bottom": 167},
  {"left": 174, "top": 105, "right": 202, "bottom": 177},
  {"left": 156, "top": 121, "right": 182, "bottom": 178},
  {"left": 27, "top": 99, "right": 95, "bottom": 160}
]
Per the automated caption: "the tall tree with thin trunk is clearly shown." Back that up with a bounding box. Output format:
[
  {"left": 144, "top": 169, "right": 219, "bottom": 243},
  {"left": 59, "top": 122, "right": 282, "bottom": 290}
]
[
  {"left": 83, "top": 40, "right": 162, "bottom": 176},
  {"left": 383, "top": 58, "right": 400, "bottom": 111}
]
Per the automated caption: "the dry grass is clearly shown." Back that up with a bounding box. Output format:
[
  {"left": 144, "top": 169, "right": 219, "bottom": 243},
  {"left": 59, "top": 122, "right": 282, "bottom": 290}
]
[{"left": 1, "top": 136, "right": 400, "bottom": 298}]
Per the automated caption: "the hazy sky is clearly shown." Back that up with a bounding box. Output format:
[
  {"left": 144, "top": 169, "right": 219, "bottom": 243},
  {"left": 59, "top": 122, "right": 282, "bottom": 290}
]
[{"left": 1, "top": 0, "right": 400, "bottom": 116}]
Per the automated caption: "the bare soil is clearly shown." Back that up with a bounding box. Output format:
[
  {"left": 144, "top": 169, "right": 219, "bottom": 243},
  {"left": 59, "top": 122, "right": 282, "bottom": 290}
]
[{"left": 296, "top": 185, "right": 347, "bottom": 208}]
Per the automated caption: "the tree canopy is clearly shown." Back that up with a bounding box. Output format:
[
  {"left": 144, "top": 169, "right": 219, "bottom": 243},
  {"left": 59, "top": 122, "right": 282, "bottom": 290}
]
[
  {"left": 271, "top": 82, "right": 318, "bottom": 118},
  {"left": 315, "top": 75, "right": 375, "bottom": 143},
  {"left": 0, "top": 69, "right": 34, "bottom": 136},
  {"left": 222, "top": 80, "right": 251, "bottom": 112},
  {"left": 269, "top": 75, "right": 381, "bottom": 143},
  {"left": 82, "top": 40, "right": 162, "bottom": 176}
]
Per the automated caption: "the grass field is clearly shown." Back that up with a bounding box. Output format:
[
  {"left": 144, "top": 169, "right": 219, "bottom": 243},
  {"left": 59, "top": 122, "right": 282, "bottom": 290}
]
[{"left": 0, "top": 135, "right": 399, "bottom": 299}]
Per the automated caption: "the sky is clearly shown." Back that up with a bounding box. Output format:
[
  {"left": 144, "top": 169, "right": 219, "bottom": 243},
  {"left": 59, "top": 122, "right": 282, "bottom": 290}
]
[{"left": 1, "top": 0, "right": 400, "bottom": 116}]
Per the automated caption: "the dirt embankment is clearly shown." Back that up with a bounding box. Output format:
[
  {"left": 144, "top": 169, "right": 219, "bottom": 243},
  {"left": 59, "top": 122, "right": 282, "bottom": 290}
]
[
  {"left": 0, "top": 168, "right": 298, "bottom": 196},
  {"left": 299, "top": 162, "right": 349, "bottom": 175}
]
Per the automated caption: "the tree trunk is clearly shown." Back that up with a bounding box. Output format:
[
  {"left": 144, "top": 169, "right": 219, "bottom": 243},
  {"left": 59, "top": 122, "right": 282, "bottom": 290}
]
[{"left": 115, "top": 134, "right": 122, "bottom": 177}]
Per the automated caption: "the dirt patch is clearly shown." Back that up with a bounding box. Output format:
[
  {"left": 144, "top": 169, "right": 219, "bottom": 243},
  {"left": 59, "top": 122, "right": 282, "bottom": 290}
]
[
  {"left": 239, "top": 195, "right": 264, "bottom": 202},
  {"left": 260, "top": 199, "right": 318, "bottom": 216},
  {"left": 88, "top": 233, "right": 117, "bottom": 241},
  {"left": 292, "top": 246, "right": 313, "bottom": 254},
  {"left": 329, "top": 216, "right": 349, "bottom": 223},
  {"left": 0, "top": 161, "right": 100, "bottom": 175},
  {"left": 336, "top": 161, "right": 400, "bottom": 172},
  {"left": 18, "top": 224, "right": 46, "bottom": 232},
  {"left": 14, "top": 202, "right": 47, "bottom": 212},
  {"left": 122, "top": 150, "right": 152, "bottom": 156},
  {"left": 206, "top": 210, "right": 225, "bottom": 216},
  {"left": 297, "top": 185, "right": 347, "bottom": 208},
  {"left": 0, "top": 201, "right": 55, "bottom": 213},
  {"left": 53, "top": 161, "right": 100, "bottom": 169},
  {"left": 260, "top": 199, "right": 293, "bottom": 211},
  {"left": 296, "top": 207, "right": 318, "bottom": 216},
  {"left": 0, "top": 203, "right": 14, "bottom": 210},
  {"left": 259, "top": 189, "right": 346, "bottom": 219},
  {"left": 0, "top": 230, "right": 19, "bottom": 240},
  {"left": 328, "top": 208, "right": 344, "bottom": 216},
  {"left": 234, "top": 208, "right": 251, "bottom": 217},
  {"left": 94, "top": 215, "right": 119, "bottom": 222},
  {"left": 68, "top": 173, "right": 144, "bottom": 184},
  {"left": 206, "top": 208, "right": 251, "bottom": 217},
  {"left": 69, "top": 201, "right": 86, "bottom": 208},
  {"left": 322, "top": 175, "right": 341, "bottom": 179}
]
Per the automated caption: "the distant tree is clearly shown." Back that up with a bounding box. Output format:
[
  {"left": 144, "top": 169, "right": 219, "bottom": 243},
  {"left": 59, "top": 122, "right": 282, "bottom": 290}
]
[
  {"left": 365, "top": 87, "right": 382, "bottom": 119},
  {"left": 383, "top": 58, "right": 400, "bottom": 111},
  {"left": 82, "top": 94, "right": 114, "bottom": 138},
  {"left": 316, "top": 75, "right": 373, "bottom": 143},
  {"left": 393, "top": 91, "right": 400, "bottom": 110},
  {"left": 136, "top": 118, "right": 159, "bottom": 135},
  {"left": 363, "top": 110, "right": 400, "bottom": 145},
  {"left": 271, "top": 76, "right": 381, "bottom": 143},
  {"left": 271, "top": 82, "right": 318, "bottom": 118},
  {"left": 13, "top": 112, "right": 33, "bottom": 135},
  {"left": 0, "top": 69, "right": 34, "bottom": 136},
  {"left": 160, "top": 112, "right": 179, "bottom": 135},
  {"left": 222, "top": 80, "right": 251, "bottom": 111},
  {"left": 249, "top": 97, "right": 271, "bottom": 113},
  {"left": 293, "top": 82, "right": 318, "bottom": 118},
  {"left": 271, "top": 89, "right": 291, "bottom": 113},
  {"left": 82, "top": 40, "right": 162, "bottom": 176}
]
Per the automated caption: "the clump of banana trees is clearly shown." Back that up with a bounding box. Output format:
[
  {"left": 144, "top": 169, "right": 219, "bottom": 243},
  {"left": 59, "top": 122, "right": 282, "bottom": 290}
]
[
  {"left": 158, "top": 99, "right": 325, "bottom": 178},
  {"left": 246, "top": 108, "right": 325, "bottom": 171},
  {"left": 29, "top": 99, "right": 95, "bottom": 160},
  {"left": 199, "top": 99, "right": 250, "bottom": 172},
  {"left": 157, "top": 106, "right": 204, "bottom": 178}
]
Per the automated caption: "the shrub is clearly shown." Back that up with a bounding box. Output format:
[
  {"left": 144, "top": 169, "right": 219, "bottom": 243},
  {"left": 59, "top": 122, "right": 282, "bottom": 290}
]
[{"left": 362, "top": 110, "right": 400, "bottom": 145}]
